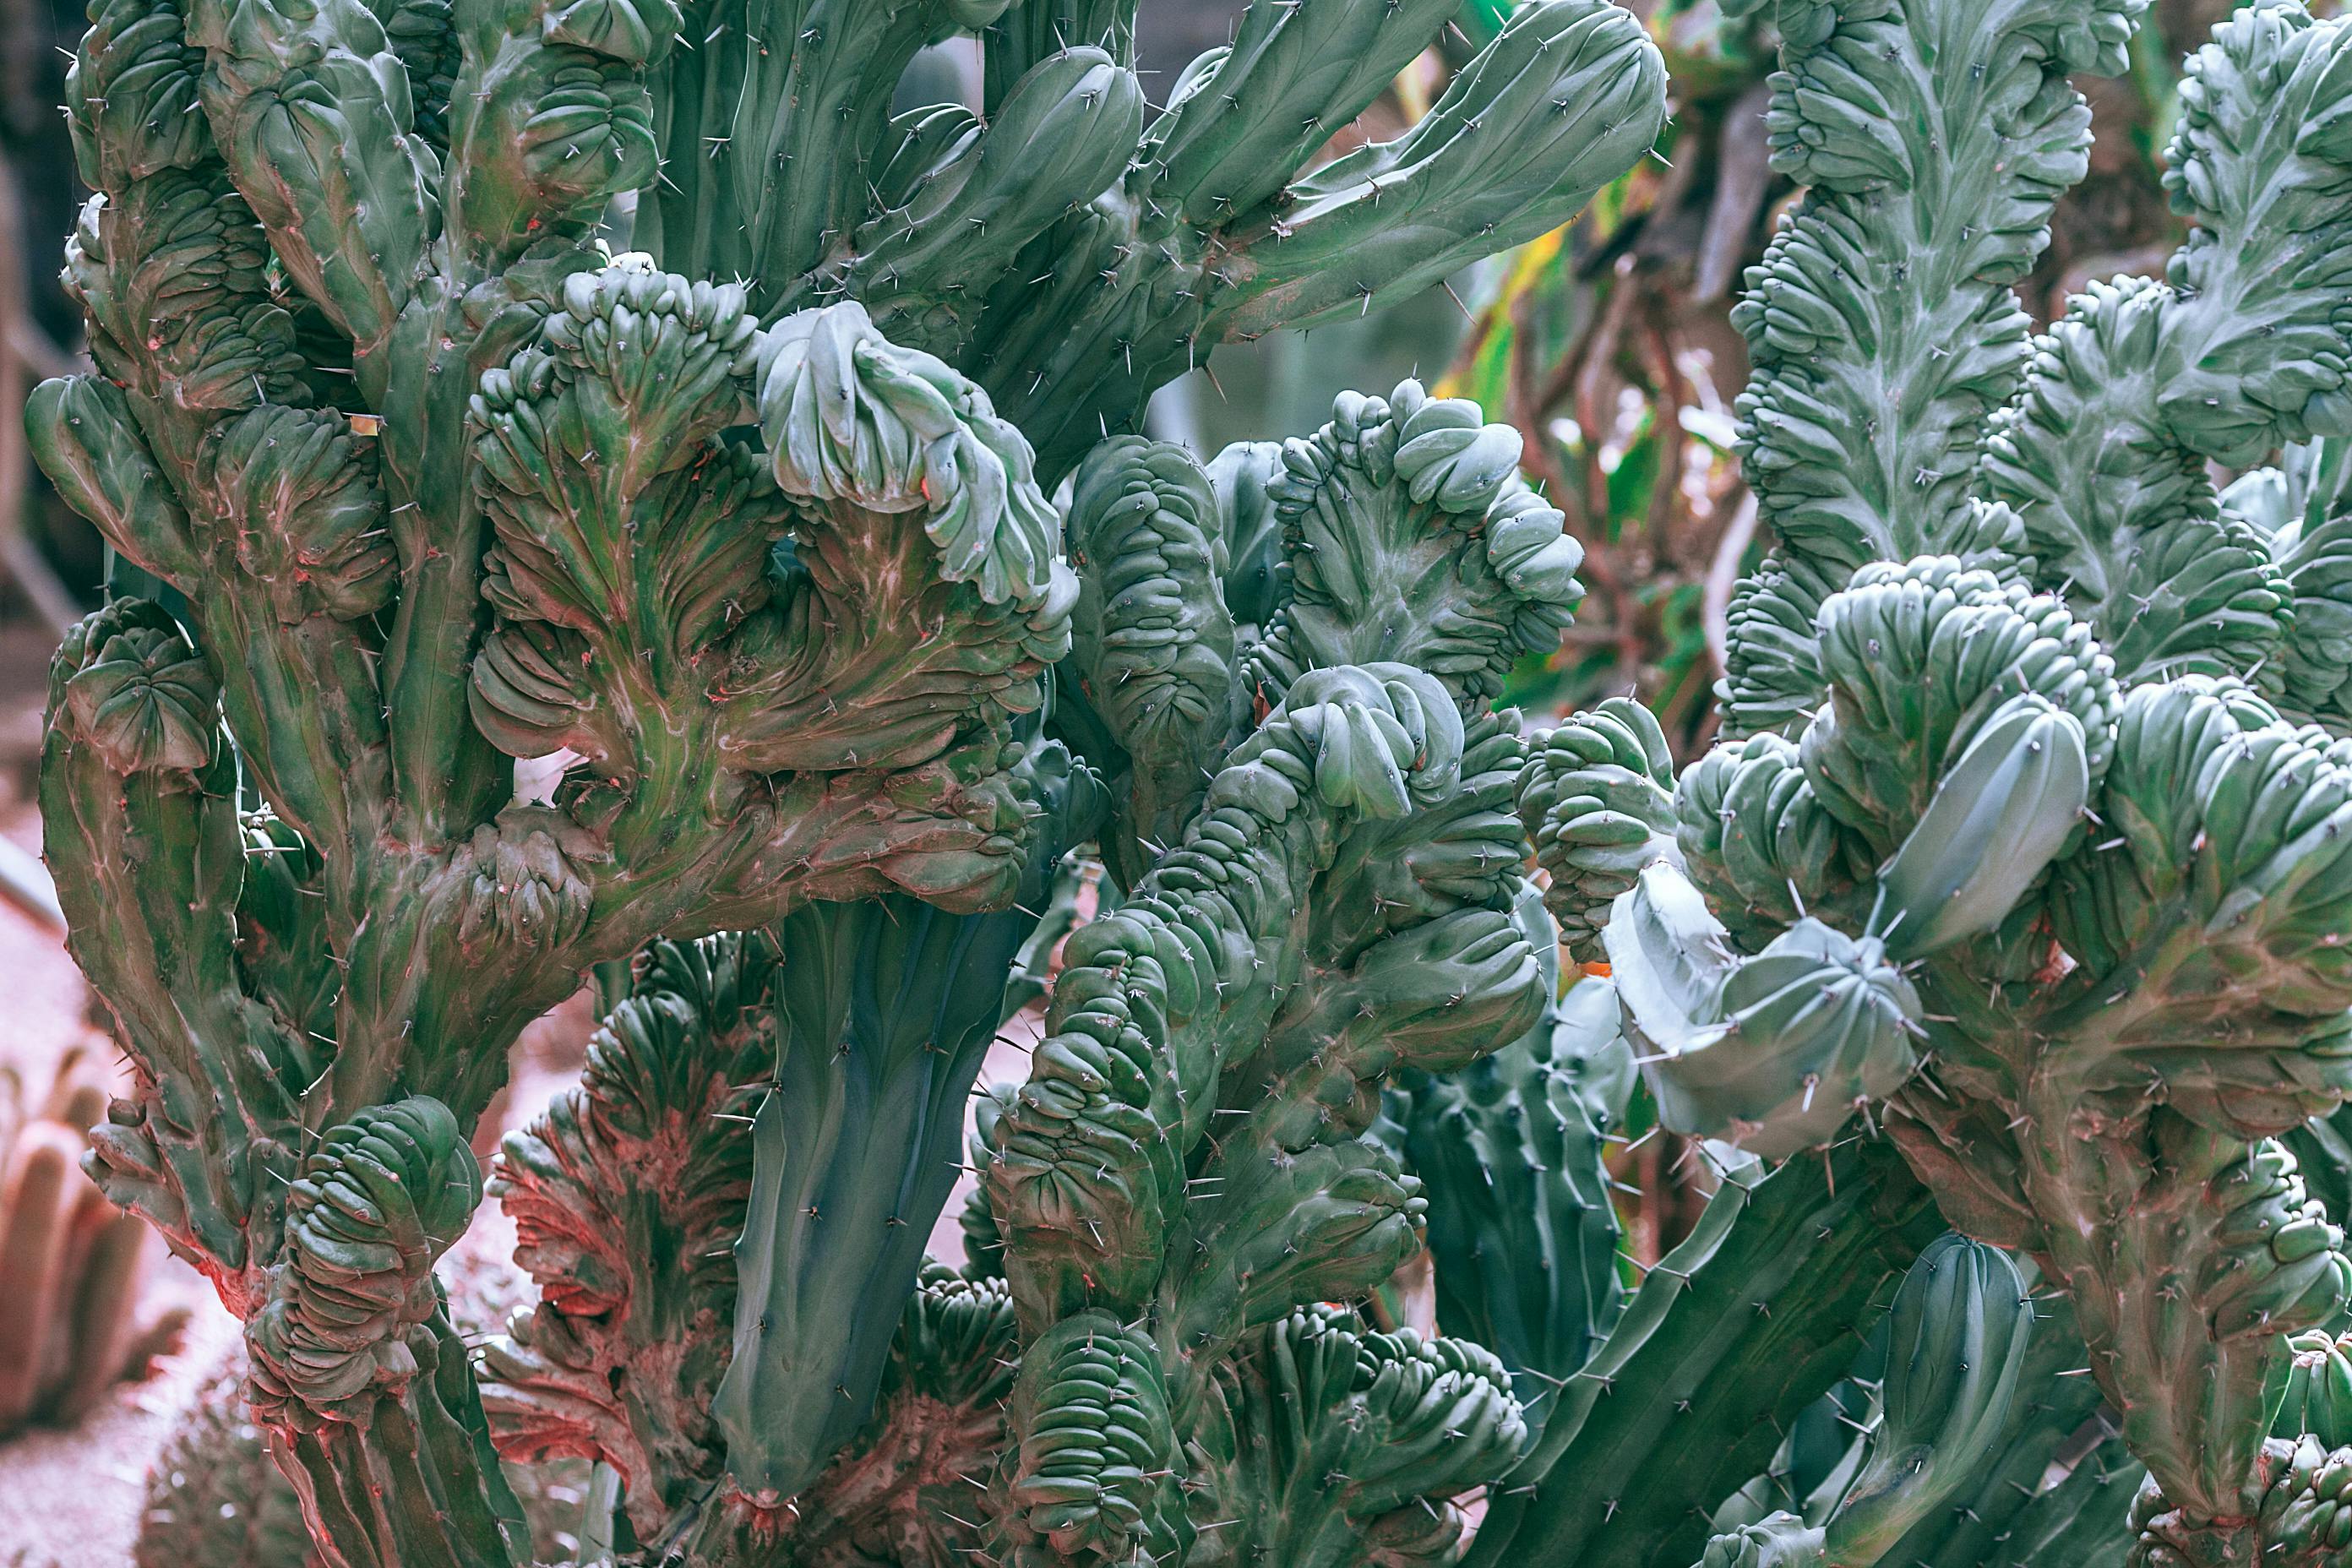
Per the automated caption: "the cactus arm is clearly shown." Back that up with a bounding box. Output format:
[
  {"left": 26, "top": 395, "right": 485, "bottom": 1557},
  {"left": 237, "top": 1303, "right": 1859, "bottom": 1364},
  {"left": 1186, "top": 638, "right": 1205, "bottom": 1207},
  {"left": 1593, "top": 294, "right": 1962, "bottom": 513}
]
[
  {"left": 482, "top": 934, "right": 776, "bottom": 1538},
  {"left": 1983, "top": 6, "right": 2352, "bottom": 691},
  {"left": 1879, "top": 1287, "right": 2141, "bottom": 1568},
  {"left": 39, "top": 603, "right": 318, "bottom": 1296},
  {"left": 1714, "top": 0, "right": 2140, "bottom": 733},
  {"left": 1059, "top": 436, "right": 1239, "bottom": 889},
  {"left": 989, "top": 383, "right": 1577, "bottom": 1329},
  {"left": 972, "top": 0, "right": 1667, "bottom": 482},
  {"left": 178, "top": 0, "right": 439, "bottom": 355},
  {"left": 0, "top": 1125, "right": 77, "bottom": 1432},
  {"left": 38, "top": 99, "right": 394, "bottom": 856},
  {"left": 980, "top": 0, "right": 1133, "bottom": 107},
  {"left": 1518, "top": 698, "right": 1678, "bottom": 960},
  {"left": 842, "top": 49, "right": 1144, "bottom": 367},
  {"left": 1732, "top": 0, "right": 2136, "bottom": 573},
  {"left": 1237, "top": 383, "right": 1586, "bottom": 712},
  {"left": 1210, "top": 0, "right": 1667, "bottom": 339},
  {"left": 245, "top": 1098, "right": 528, "bottom": 1568},
  {"left": 711, "top": 745, "right": 1100, "bottom": 1505},
  {"left": 24, "top": 377, "right": 199, "bottom": 585},
  {"left": 1465, "top": 1136, "right": 1945, "bottom": 1568},
  {"left": 437, "top": 0, "right": 672, "bottom": 268},
  {"left": 1811, "top": 1235, "right": 2035, "bottom": 1560},
  {"left": 1184, "top": 1307, "right": 1529, "bottom": 1568},
  {"left": 994, "top": 1309, "right": 1190, "bottom": 1568},
  {"left": 1139, "top": 0, "right": 1461, "bottom": 227},
  {"left": 1690, "top": 1237, "right": 2040, "bottom": 1568}
]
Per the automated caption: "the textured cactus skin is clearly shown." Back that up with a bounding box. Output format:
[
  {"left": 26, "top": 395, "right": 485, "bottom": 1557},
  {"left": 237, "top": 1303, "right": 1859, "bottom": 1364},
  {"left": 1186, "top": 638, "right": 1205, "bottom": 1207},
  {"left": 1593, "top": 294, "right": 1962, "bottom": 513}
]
[
  {"left": 1692, "top": 1233, "right": 2038, "bottom": 1568},
  {"left": 1465, "top": 1135, "right": 1945, "bottom": 1568},
  {"left": 1386, "top": 906, "right": 1635, "bottom": 1430},
  {"left": 1501, "top": 0, "right": 2352, "bottom": 1560},
  {"left": 1185, "top": 1305, "right": 1528, "bottom": 1568},
  {"left": 32, "top": 0, "right": 1671, "bottom": 1557}
]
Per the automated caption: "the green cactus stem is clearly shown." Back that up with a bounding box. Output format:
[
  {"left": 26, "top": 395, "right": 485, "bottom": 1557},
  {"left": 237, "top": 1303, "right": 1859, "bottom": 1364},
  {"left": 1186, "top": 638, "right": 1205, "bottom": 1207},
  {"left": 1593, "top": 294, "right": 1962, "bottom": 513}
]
[
  {"left": 1465, "top": 1134, "right": 1945, "bottom": 1568},
  {"left": 712, "top": 743, "right": 1101, "bottom": 1505}
]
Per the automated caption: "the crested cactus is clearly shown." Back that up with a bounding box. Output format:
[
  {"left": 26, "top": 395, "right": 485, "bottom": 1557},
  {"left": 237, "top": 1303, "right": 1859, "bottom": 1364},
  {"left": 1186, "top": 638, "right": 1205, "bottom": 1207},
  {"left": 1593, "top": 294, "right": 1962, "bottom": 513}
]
[
  {"left": 1503, "top": 0, "right": 2352, "bottom": 1560},
  {"left": 474, "top": 373, "right": 1602, "bottom": 1565},
  {"left": 31, "top": 0, "right": 1674, "bottom": 1560}
]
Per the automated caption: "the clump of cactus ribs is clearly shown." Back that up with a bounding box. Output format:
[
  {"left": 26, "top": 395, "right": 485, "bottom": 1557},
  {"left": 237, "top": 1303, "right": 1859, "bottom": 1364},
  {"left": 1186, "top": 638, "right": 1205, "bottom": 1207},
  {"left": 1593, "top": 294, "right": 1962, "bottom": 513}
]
[
  {"left": 1502, "top": 0, "right": 2352, "bottom": 1561},
  {"left": 33, "top": 0, "right": 1675, "bottom": 1561}
]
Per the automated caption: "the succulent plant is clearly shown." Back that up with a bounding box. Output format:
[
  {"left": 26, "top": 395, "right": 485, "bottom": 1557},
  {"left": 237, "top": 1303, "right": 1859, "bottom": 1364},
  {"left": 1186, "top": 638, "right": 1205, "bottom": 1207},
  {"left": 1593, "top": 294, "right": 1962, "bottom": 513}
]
[
  {"left": 471, "top": 370, "right": 1610, "bottom": 1565},
  {"left": 28, "top": 0, "right": 1678, "bottom": 1559},
  {"left": 1690, "top": 1233, "right": 2037, "bottom": 1568},
  {"left": 1502, "top": 0, "right": 2352, "bottom": 1560},
  {"left": 0, "top": 1043, "right": 185, "bottom": 1440}
]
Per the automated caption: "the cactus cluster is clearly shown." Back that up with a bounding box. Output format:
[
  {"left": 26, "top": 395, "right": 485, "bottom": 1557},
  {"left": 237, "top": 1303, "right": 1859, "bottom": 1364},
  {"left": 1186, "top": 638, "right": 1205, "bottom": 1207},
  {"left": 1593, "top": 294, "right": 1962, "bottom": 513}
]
[
  {"left": 0, "top": 1043, "right": 184, "bottom": 1439},
  {"left": 30, "top": 0, "right": 1686, "bottom": 1562},
  {"left": 41, "top": 0, "right": 2352, "bottom": 1563},
  {"left": 1500, "top": 0, "right": 2352, "bottom": 1560}
]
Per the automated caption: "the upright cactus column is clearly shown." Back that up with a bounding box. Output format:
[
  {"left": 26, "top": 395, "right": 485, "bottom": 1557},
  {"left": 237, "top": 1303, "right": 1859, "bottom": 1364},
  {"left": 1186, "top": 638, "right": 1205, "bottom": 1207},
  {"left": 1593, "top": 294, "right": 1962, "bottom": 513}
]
[
  {"left": 32, "top": 0, "right": 1669, "bottom": 1562},
  {"left": 1506, "top": 1, "right": 2352, "bottom": 1562}
]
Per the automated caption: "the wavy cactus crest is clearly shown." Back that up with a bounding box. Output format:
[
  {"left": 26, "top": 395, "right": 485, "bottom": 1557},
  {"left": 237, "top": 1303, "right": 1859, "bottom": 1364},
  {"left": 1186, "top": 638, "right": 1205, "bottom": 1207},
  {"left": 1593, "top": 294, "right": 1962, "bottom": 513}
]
[
  {"left": 30, "top": 0, "right": 1671, "bottom": 1558},
  {"left": 1505, "top": 1, "right": 2352, "bottom": 1562}
]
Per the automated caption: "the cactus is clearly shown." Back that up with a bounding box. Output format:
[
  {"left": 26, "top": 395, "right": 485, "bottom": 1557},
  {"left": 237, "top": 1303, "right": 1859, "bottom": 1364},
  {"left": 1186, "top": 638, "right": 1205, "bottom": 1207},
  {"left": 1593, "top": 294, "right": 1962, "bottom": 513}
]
[
  {"left": 1503, "top": 0, "right": 2352, "bottom": 1560},
  {"left": 0, "top": 1043, "right": 185, "bottom": 1439},
  {"left": 472, "top": 373, "right": 1608, "bottom": 1564},
  {"left": 1689, "top": 1233, "right": 2038, "bottom": 1568},
  {"left": 1463, "top": 1132, "right": 1946, "bottom": 1568},
  {"left": 30, "top": 0, "right": 1674, "bottom": 1558},
  {"left": 1383, "top": 908, "right": 1636, "bottom": 1432}
]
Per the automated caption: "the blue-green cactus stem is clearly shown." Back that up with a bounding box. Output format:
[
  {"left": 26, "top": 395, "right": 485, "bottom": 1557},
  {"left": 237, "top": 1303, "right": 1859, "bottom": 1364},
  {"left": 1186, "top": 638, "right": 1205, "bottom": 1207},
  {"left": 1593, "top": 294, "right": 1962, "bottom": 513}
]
[
  {"left": 713, "top": 744, "right": 1101, "bottom": 1505},
  {"left": 1466, "top": 1135, "right": 1945, "bottom": 1568}
]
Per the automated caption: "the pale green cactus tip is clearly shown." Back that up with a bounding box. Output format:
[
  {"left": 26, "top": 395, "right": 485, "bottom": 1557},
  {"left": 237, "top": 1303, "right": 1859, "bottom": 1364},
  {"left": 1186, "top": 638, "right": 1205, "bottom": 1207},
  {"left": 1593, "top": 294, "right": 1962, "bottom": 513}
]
[
  {"left": 35, "top": 0, "right": 1679, "bottom": 1556},
  {"left": 1498, "top": 0, "right": 2352, "bottom": 1560}
]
